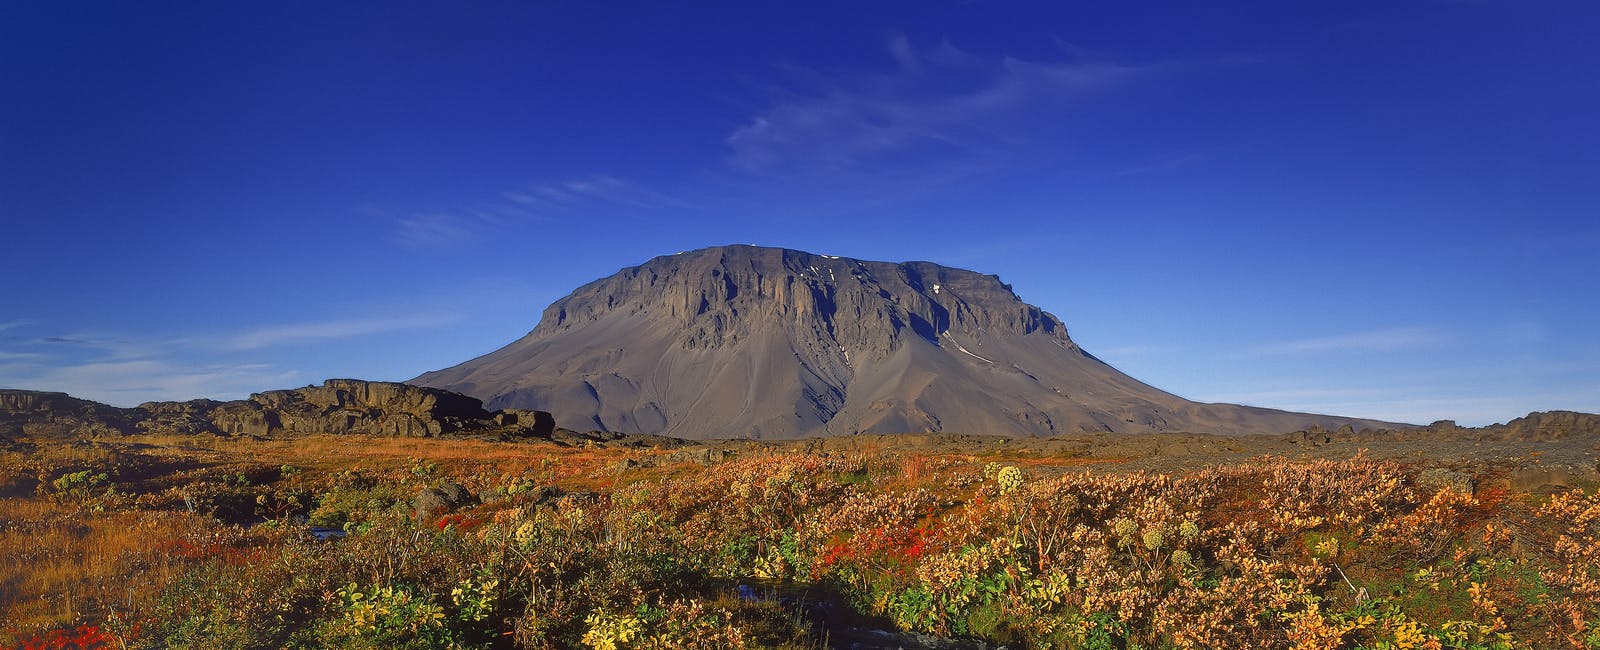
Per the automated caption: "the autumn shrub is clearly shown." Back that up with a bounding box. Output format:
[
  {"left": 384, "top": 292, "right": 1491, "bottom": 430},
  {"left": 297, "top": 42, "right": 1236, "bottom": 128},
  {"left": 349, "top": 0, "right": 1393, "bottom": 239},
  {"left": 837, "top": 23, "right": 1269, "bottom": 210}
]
[
  {"left": 308, "top": 582, "right": 457, "bottom": 649},
  {"left": 45, "top": 471, "right": 111, "bottom": 505},
  {"left": 7, "top": 623, "right": 116, "bottom": 650},
  {"left": 1497, "top": 487, "right": 1600, "bottom": 647},
  {"left": 304, "top": 473, "right": 409, "bottom": 530},
  {"left": 12, "top": 434, "right": 1600, "bottom": 650}
]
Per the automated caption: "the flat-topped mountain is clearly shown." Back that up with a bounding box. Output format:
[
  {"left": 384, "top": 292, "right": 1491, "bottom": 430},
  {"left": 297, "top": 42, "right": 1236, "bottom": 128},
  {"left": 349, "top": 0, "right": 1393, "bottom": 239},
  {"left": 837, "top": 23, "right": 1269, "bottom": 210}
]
[{"left": 413, "top": 245, "right": 1403, "bottom": 438}]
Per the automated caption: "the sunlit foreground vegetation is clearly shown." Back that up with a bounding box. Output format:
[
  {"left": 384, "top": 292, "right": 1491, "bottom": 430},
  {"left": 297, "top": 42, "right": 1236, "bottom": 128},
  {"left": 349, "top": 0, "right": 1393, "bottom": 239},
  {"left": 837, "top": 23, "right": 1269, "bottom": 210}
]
[{"left": 2, "top": 434, "right": 1598, "bottom": 649}]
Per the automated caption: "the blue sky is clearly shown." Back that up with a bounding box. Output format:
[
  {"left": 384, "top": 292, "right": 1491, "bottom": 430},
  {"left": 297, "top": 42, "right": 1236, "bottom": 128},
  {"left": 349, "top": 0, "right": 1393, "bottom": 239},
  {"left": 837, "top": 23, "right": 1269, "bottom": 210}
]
[{"left": 2, "top": 2, "right": 1596, "bottom": 426}]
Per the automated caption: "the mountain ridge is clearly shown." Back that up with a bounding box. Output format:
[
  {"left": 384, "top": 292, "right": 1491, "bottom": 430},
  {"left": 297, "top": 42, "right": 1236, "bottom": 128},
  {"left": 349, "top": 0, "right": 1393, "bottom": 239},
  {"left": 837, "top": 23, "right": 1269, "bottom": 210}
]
[{"left": 414, "top": 245, "right": 1405, "bottom": 438}]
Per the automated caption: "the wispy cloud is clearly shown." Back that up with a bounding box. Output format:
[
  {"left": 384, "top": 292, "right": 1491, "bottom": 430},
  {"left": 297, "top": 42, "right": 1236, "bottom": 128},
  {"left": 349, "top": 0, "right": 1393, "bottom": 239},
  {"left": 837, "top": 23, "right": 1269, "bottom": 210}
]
[
  {"left": 391, "top": 174, "right": 683, "bottom": 248},
  {"left": 1251, "top": 326, "right": 1449, "bottom": 355},
  {"left": 0, "top": 319, "right": 33, "bottom": 335},
  {"left": 0, "top": 328, "right": 300, "bottom": 405},
  {"left": 2, "top": 311, "right": 469, "bottom": 403},
  {"left": 396, "top": 213, "right": 477, "bottom": 247},
  {"left": 19, "top": 359, "right": 300, "bottom": 406},
  {"left": 507, "top": 175, "right": 688, "bottom": 210},
  {"left": 1086, "top": 148, "right": 1230, "bottom": 179},
  {"left": 229, "top": 314, "right": 462, "bottom": 350},
  {"left": 726, "top": 34, "right": 1151, "bottom": 172},
  {"left": 36, "top": 333, "right": 169, "bottom": 360}
]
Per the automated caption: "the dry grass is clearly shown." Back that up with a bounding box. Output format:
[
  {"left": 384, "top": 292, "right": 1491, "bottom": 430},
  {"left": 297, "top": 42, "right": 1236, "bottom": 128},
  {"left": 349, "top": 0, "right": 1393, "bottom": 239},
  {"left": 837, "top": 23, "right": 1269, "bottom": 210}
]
[
  {"left": 899, "top": 453, "right": 932, "bottom": 482},
  {"left": 0, "top": 499, "right": 205, "bottom": 633}
]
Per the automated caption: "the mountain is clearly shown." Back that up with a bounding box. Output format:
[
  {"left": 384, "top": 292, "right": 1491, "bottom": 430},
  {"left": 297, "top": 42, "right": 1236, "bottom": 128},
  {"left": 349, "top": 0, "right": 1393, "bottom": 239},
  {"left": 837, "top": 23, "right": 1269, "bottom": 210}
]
[{"left": 413, "top": 245, "right": 1404, "bottom": 439}]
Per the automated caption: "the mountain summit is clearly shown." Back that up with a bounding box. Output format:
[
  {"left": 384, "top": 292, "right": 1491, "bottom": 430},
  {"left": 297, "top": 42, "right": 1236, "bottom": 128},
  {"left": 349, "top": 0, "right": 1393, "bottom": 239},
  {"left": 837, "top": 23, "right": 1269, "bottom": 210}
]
[{"left": 413, "top": 245, "right": 1398, "bottom": 438}]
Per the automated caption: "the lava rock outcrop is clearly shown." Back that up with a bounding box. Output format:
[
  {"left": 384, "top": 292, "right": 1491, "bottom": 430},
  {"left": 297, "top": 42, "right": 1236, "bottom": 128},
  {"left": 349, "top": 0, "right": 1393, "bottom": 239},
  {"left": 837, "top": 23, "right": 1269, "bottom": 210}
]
[{"left": 0, "top": 380, "right": 556, "bottom": 440}]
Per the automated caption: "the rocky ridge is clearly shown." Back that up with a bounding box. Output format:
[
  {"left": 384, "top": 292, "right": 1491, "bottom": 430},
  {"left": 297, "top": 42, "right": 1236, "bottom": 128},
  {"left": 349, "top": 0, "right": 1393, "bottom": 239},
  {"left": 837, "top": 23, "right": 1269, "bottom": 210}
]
[{"left": 0, "top": 379, "right": 556, "bottom": 441}]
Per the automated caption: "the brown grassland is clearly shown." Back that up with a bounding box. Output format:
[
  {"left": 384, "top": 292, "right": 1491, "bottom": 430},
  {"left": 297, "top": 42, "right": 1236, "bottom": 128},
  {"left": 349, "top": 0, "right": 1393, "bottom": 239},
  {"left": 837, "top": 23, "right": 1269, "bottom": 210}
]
[{"left": 1, "top": 430, "right": 1598, "bottom": 649}]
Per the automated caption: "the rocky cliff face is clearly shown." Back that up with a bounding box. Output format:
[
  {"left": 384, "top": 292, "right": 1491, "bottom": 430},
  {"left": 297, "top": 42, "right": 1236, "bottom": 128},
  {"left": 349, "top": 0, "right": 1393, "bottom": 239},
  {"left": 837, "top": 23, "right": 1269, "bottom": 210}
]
[
  {"left": 1498, "top": 411, "right": 1600, "bottom": 440},
  {"left": 414, "top": 245, "right": 1405, "bottom": 439},
  {"left": 0, "top": 390, "right": 134, "bottom": 438},
  {"left": 0, "top": 380, "right": 555, "bottom": 440},
  {"left": 218, "top": 379, "right": 495, "bottom": 437}
]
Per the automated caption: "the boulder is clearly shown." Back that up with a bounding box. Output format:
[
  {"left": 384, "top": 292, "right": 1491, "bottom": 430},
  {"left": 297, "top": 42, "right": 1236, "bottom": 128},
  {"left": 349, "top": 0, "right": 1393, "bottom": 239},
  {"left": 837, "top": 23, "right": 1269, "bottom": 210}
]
[
  {"left": 1415, "top": 468, "right": 1475, "bottom": 494},
  {"left": 666, "top": 447, "right": 736, "bottom": 465},
  {"left": 1507, "top": 465, "right": 1597, "bottom": 493},
  {"left": 414, "top": 481, "right": 479, "bottom": 520},
  {"left": 496, "top": 409, "right": 557, "bottom": 437}
]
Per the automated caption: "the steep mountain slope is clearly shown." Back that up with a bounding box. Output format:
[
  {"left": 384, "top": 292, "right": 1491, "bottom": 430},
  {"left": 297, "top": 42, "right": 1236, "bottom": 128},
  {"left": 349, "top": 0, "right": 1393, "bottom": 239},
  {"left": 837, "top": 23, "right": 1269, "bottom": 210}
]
[{"left": 414, "top": 245, "right": 1402, "bottom": 438}]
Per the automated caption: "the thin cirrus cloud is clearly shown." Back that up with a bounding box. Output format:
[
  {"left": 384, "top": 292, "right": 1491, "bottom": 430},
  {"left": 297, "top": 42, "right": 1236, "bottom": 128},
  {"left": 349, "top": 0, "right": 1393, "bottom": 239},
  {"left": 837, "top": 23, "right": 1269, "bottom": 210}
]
[
  {"left": 1250, "top": 326, "right": 1450, "bottom": 355},
  {"left": 20, "top": 359, "right": 300, "bottom": 407},
  {"left": 35, "top": 333, "right": 171, "bottom": 361},
  {"left": 393, "top": 174, "right": 683, "bottom": 248},
  {"left": 726, "top": 34, "right": 1151, "bottom": 172},
  {"left": 228, "top": 314, "right": 463, "bottom": 350},
  {"left": 396, "top": 213, "right": 477, "bottom": 248},
  {"left": 3, "top": 316, "right": 459, "bottom": 404},
  {"left": 504, "top": 175, "right": 688, "bottom": 211}
]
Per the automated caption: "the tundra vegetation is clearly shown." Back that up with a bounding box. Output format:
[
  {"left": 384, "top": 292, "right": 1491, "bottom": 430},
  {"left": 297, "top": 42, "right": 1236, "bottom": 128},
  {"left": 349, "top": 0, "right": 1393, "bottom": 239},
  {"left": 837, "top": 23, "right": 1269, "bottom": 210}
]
[{"left": 1, "top": 433, "right": 1598, "bottom": 649}]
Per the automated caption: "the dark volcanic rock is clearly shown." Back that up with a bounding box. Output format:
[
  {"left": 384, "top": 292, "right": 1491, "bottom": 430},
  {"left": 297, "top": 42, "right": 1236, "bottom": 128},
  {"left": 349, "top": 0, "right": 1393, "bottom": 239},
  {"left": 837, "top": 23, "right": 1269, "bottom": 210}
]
[
  {"left": 414, "top": 481, "right": 479, "bottom": 520},
  {"left": 136, "top": 399, "right": 225, "bottom": 436},
  {"left": 414, "top": 244, "right": 1406, "bottom": 439},
  {"left": 1284, "top": 411, "right": 1600, "bottom": 446},
  {"left": 237, "top": 379, "right": 492, "bottom": 437},
  {"left": 1499, "top": 410, "right": 1600, "bottom": 440},
  {"left": 494, "top": 409, "right": 556, "bottom": 437},
  {"left": 0, "top": 389, "right": 135, "bottom": 438},
  {"left": 0, "top": 380, "right": 557, "bottom": 440}
]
